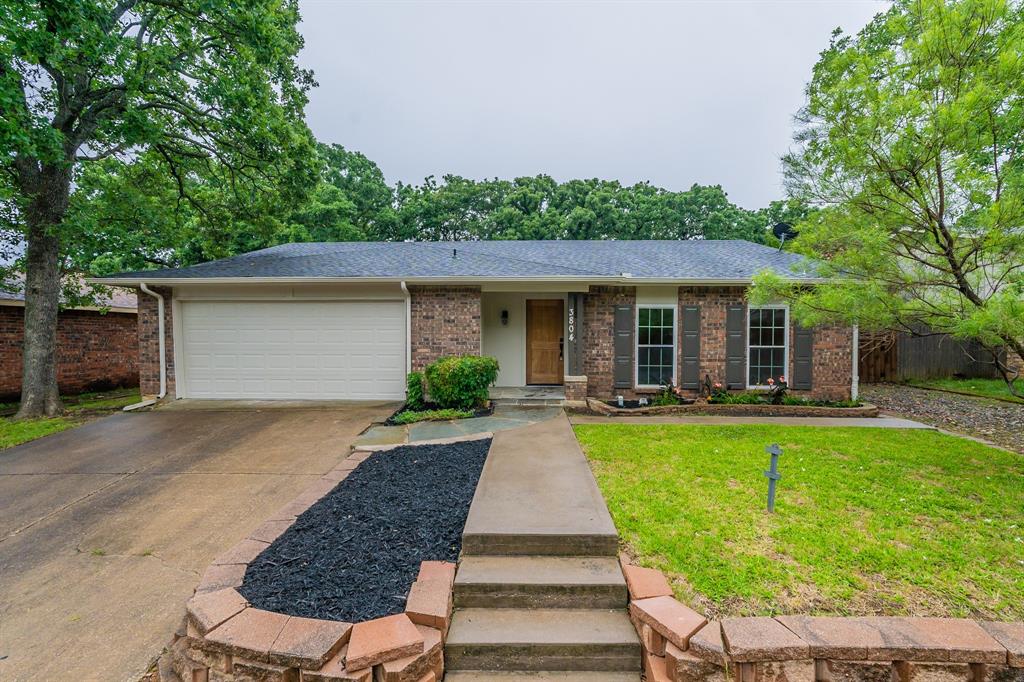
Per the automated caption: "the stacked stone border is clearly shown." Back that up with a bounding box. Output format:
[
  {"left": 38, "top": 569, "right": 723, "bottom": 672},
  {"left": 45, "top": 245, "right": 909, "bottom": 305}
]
[
  {"left": 580, "top": 397, "right": 880, "bottom": 418},
  {"left": 620, "top": 556, "right": 1024, "bottom": 682},
  {"left": 156, "top": 440, "right": 471, "bottom": 682}
]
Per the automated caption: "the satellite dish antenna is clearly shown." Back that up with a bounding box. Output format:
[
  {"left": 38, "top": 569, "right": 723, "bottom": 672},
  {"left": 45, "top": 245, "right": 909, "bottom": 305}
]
[{"left": 773, "top": 222, "right": 798, "bottom": 250}]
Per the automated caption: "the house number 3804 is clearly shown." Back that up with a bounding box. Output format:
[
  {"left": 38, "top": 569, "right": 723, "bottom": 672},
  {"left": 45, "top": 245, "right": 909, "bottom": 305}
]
[{"left": 568, "top": 306, "right": 575, "bottom": 342}]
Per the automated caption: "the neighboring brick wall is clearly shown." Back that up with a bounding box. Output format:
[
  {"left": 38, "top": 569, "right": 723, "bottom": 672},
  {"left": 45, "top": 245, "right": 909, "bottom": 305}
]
[
  {"left": 0, "top": 305, "right": 138, "bottom": 400},
  {"left": 582, "top": 286, "right": 636, "bottom": 399},
  {"left": 678, "top": 286, "right": 747, "bottom": 391},
  {"left": 137, "top": 286, "right": 175, "bottom": 397},
  {"left": 409, "top": 286, "right": 482, "bottom": 371}
]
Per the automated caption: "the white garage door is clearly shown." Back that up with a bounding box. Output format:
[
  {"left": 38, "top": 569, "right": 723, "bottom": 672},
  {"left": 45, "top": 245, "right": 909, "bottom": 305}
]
[{"left": 180, "top": 300, "right": 406, "bottom": 400}]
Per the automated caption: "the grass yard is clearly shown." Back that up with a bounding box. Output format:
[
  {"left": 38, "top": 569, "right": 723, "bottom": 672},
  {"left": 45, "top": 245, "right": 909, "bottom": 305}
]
[
  {"left": 906, "top": 377, "right": 1024, "bottom": 404},
  {"left": 0, "top": 389, "right": 141, "bottom": 450},
  {"left": 575, "top": 424, "right": 1024, "bottom": 620}
]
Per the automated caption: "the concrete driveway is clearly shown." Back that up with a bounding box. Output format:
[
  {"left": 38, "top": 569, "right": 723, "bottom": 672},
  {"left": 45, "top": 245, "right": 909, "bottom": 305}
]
[{"left": 0, "top": 402, "right": 394, "bottom": 682}]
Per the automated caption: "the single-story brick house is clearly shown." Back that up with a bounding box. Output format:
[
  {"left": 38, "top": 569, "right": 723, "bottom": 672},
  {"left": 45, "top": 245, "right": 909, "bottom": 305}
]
[
  {"left": 0, "top": 283, "right": 139, "bottom": 401},
  {"left": 93, "top": 240, "right": 858, "bottom": 403}
]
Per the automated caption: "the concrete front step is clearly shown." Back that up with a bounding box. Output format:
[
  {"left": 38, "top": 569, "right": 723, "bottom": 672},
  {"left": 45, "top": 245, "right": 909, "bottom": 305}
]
[
  {"left": 461, "top": 532, "right": 619, "bottom": 557},
  {"left": 455, "top": 556, "right": 627, "bottom": 609},
  {"left": 445, "top": 608, "right": 641, "bottom": 672},
  {"left": 445, "top": 672, "right": 640, "bottom": 681}
]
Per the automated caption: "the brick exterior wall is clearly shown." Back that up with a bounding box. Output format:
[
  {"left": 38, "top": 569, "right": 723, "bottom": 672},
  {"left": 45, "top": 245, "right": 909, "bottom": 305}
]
[
  {"left": 0, "top": 305, "right": 139, "bottom": 401},
  {"left": 807, "top": 323, "right": 855, "bottom": 401},
  {"left": 582, "top": 286, "right": 637, "bottom": 399},
  {"left": 1008, "top": 351, "right": 1023, "bottom": 376},
  {"left": 137, "top": 286, "right": 175, "bottom": 397},
  {"left": 409, "top": 285, "right": 482, "bottom": 371},
  {"left": 678, "top": 286, "right": 747, "bottom": 390},
  {"left": 577, "top": 285, "right": 853, "bottom": 401}
]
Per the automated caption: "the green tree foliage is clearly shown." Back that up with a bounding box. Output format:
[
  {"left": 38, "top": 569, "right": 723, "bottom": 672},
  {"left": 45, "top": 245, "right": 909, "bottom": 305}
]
[
  {"left": 752, "top": 0, "right": 1024, "bottom": 395},
  {"left": 69, "top": 143, "right": 393, "bottom": 275},
  {"left": 383, "top": 176, "right": 774, "bottom": 243},
  {"left": 1, "top": 0, "right": 316, "bottom": 417}
]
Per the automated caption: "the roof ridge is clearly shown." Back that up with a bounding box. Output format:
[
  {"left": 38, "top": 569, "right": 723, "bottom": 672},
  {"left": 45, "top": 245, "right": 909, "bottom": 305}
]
[{"left": 450, "top": 242, "right": 609, "bottom": 276}]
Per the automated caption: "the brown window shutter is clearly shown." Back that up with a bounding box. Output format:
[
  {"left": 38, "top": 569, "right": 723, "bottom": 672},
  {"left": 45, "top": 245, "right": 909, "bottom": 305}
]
[
  {"left": 613, "top": 304, "right": 634, "bottom": 389},
  {"left": 680, "top": 305, "right": 700, "bottom": 389},
  {"left": 726, "top": 304, "right": 746, "bottom": 389},
  {"left": 792, "top": 325, "right": 814, "bottom": 390}
]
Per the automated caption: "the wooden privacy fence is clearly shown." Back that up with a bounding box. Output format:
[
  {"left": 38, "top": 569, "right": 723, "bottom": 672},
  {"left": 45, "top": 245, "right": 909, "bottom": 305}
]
[{"left": 859, "top": 331, "right": 1002, "bottom": 383}]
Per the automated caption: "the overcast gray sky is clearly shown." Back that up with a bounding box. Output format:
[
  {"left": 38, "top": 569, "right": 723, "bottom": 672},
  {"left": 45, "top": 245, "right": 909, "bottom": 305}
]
[{"left": 298, "top": 0, "right": 888, "bottom": 209}]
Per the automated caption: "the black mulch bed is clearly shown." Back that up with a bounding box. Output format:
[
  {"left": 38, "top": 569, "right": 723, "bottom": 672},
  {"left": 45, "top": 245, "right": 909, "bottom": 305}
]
[
  {"left": 238, "top": 438, "right": 491, "bottom": 622},
  {"left": 383, "top": 402, "right": 493, "bottom": 425}
]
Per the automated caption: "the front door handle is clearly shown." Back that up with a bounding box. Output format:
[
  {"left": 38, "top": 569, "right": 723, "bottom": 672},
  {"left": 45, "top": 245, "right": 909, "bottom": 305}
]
[{"left": 559, "top": 337, "right": 564, "bottom": 359}]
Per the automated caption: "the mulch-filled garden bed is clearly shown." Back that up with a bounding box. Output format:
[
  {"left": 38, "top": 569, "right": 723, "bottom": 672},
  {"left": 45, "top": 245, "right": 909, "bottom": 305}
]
[
  {"left": 238, "top": 438, "right": 491, "bottom": 622},
  {"left": 582, "top": 397, "right": 879, "bottom": 417},
  {"left": 603, "top": 398, "right": 696, "bottom": 410},
  {"left": 383, "top": 402, "right": 494, "bottom": 425}
]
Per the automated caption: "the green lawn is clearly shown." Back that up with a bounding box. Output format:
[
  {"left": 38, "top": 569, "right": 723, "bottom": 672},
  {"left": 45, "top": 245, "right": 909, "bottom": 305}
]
[
  {"left": 1, "top": 389, "right": 141, "bottom": 450},
  {"left": 575, "top": 424, "right": 1024, "bottom": 620},
  {"left": 906, "top": 377, "right": 1024, "bottom": 404}
]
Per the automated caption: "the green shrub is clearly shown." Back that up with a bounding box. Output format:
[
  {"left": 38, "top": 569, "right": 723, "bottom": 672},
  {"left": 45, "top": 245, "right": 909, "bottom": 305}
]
[
  {"left": 406, "top": 371, "right": 425, "bottom": 410},
  {"left": 651, "top": 383, "right": 684, "bottom": 406},
  {"left": 424, "top": 355, "right": 500, "bottom": 410},
  {"left": 392, "top": 408, "right": 474, "bottom": 425},
  {"left": 708, "top": 391, "right": 766, "bottom": 405}
]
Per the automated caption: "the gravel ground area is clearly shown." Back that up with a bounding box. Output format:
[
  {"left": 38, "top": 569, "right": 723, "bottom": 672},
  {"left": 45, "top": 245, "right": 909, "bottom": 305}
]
[
  {"left": 862, "top": 384, "right": 1023, "bottom": 453},
  {"left": 239, "top": 438, "right": 491, "bottom": 622}
]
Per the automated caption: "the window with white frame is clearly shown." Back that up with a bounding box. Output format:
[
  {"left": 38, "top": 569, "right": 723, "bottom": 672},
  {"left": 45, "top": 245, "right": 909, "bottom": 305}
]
[
  {"left": 747, "top": 306, "right": 788, "bottom": 387},
  {"left": 636, "top": 305, "right": 676, "bottom": 386}
]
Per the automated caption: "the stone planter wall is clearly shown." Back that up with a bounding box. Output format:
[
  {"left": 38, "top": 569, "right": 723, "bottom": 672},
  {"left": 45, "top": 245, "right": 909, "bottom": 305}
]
[
  {"left": 581, "top": 397, "right": 880, "bottom": 418},
  {"left": 620, "top": 557, "right": 1024, "bottom": 682},
  {"left": 155, "top": 447, "right": 454, "bottom": 682}
]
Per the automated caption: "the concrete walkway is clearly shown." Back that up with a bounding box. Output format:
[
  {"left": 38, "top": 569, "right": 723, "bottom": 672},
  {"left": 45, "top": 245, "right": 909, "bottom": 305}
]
[
  {"left": 569, "top": 414, "right": 934, "bottom": 428},
  {"left": 461, "top": 415, "right": 620, "bottom": 555},
  {"left": 446, "top": 415, "right": 640, "bottom": 678}
]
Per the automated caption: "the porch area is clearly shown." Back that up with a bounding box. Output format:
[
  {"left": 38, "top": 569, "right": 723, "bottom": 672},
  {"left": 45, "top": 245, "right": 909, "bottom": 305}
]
[
  {"left": 488, "top": 385, "right": 566, "bottom": 406},
  {"left": 480, "top": 290, "right": 586, "bottom": 397}
]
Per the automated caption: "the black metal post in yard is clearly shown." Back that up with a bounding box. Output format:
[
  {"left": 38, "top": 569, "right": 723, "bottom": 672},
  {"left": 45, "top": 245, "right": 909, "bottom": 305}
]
[{"left": 764, "top": 444, "right": 783, "bottom": 512}]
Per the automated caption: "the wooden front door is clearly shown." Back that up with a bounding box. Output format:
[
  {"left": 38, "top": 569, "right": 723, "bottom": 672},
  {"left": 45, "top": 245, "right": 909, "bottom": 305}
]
[{"left": 526, "top": 299, "right": 564, "bottom": 385}]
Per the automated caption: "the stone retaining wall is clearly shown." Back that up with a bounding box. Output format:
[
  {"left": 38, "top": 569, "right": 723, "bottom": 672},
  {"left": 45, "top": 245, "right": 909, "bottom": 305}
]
[
  {"left": 620, "top": 557, "right": 1024, "bottom": 682},
  {"left": 155, "top": 447, "right": 455, "bottom": 682},
  {"left": 581, "top": 397, "right": 880, "bottom": 418}
]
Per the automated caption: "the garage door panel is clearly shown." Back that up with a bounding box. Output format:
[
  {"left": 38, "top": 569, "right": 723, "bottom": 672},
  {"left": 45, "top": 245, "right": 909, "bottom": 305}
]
[{"left": 181, "top": 300, "right": 406, "bottom": 400}]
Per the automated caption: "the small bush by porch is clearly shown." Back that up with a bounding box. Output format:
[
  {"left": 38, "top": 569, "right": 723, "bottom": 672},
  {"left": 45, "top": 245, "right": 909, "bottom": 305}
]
[{"left": 575, "top": 423, "right": 1024, "bottom": 621}]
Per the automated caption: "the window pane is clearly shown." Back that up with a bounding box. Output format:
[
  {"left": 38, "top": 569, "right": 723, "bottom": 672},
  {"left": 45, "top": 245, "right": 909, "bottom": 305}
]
[
  {"left": 638, "top": 327, "right": 650, "bottom": 345},
  {"left": 639, "top": 308, "right": 650, "bottom": 327}
]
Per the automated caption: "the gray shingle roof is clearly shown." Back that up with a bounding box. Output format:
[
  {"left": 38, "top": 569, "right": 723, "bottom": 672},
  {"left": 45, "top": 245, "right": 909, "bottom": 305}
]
[{"left": 98, "top": 240, "right": 819, "bottom": 283}]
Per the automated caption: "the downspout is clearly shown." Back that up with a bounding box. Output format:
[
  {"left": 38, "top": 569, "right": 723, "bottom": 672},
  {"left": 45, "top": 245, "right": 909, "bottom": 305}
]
[
  {"left": 125, "top": 283, "right": 166, "bottom": 411},
  {"left": 400, "top": 281, "right": 412, "bottom": 373},
  {"left": 852, "top": 323, "right": 860, "bottom": 402}
]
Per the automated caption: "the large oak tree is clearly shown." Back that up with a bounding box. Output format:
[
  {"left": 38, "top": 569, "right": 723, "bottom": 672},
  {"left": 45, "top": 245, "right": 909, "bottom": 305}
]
[
  {"left": 753, "top": 0, "right": 1024, "bottom": 395},
  {"left": 1, "top": 0, "right": 315, "bottom": 417}
]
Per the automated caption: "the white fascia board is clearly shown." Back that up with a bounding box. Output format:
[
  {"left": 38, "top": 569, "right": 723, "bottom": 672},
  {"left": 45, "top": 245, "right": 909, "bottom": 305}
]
[{"left": 88, "top": 275, "right": 827, "bottom": 287}]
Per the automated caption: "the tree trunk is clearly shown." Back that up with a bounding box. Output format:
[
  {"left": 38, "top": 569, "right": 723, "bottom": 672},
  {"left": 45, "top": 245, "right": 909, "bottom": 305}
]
[{"left": 15, "top": 164, "right": 71, "bottom": 419}]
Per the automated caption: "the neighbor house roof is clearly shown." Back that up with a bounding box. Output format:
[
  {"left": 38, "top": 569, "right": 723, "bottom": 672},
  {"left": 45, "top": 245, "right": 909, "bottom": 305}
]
[
  {"left": 93, "top": 240, "right": 820, "bottom": 285},
  {"left": 1, "top": 276, "right": 137, "bottom": 312}
]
